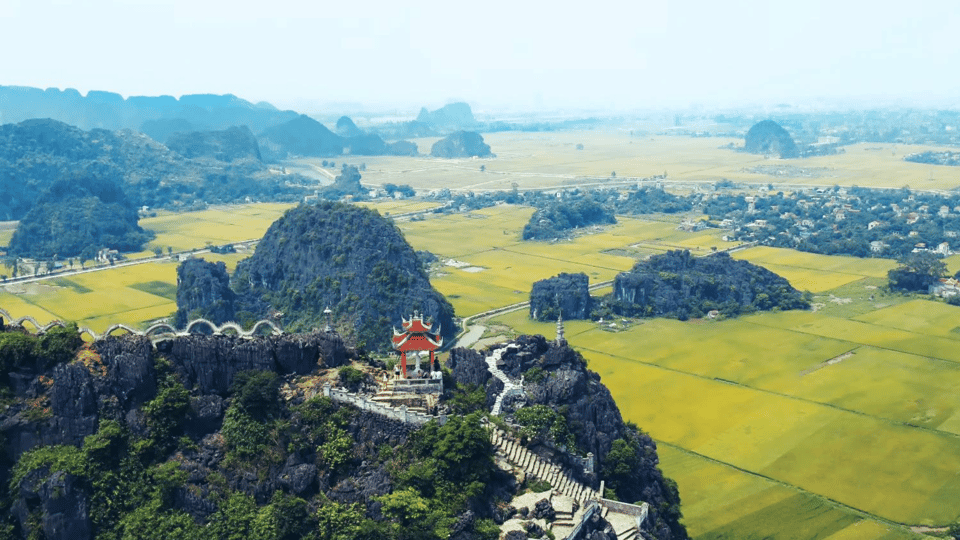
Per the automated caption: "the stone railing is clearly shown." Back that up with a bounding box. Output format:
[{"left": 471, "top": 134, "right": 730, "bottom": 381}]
[
  {"left": 563, "top": 500, "right": 599, "bottom": 540},
  {"left": 0, "top": 307, "right": 282, "bottom": 342},
  {"left": 318, "top": 383, "right": 447, "bottom": 427}
]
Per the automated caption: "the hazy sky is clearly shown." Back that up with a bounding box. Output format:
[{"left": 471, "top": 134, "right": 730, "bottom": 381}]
[{"left": 2, "top": 0, "right": 958, "bottom": 113}]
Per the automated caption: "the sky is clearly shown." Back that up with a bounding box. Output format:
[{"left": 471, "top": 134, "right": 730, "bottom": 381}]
[{"left": 2, "top": 0, "right": 958, "bottom": 114}]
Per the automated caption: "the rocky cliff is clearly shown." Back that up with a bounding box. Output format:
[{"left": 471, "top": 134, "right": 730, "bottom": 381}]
[
  {"left": 529, "top": 272, "right": 592, "bottom": 321},
  {"left": 174, "top": 259, "right": 236, "bottom": 329},
  {"left": 0, "top": 323, "right": 521, "bottom": 540},
  {"left": 446, "top": 335, "right": 689, "bottom": 540},
  {"left": 230, "top": 202, "right": 456, "bottom": 350}
]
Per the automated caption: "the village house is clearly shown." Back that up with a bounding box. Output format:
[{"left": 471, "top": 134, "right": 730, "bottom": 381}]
[{"left": 930, "top": 277, "right": 960, "bottom": 298}]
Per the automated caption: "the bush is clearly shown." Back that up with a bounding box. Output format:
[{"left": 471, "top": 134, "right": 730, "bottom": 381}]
[
  {"left": 514, "top": 405, "right": 575, "bottom": 449},
  {"left": 230, "top": 370, "right": 280, "bottom": 421},
  {"left": 338, "top": 365, "right": 365, "bottom": 388}
]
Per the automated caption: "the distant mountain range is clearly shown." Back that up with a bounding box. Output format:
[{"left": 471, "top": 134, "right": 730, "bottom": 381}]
[{"left": 0, "top": 86, "right": 296, "bottom": 134}]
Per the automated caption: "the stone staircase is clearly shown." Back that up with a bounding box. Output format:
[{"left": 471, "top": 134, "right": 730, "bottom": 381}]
[
  {"left": 490, "top": 428, "right": 598, "bottom": 505},
  {"left": 485, "top": 344, "right": 526, "bottom": 416}
]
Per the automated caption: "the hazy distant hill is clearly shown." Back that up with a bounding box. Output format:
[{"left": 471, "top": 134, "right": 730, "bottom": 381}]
[
  {"left": 744, "top": 120, "right": 799, "bottom": 158},
  {"left": 0, "top": 118, "right": 306, "bottom": 220},
  {"left": 430, "top": 130, "right": 492, "bottom": 158},
  {"left": 0, "top": 85, "right": 298, "bottom": 134},
  {"left": 416, "top": 102, "right": 477, "bottom": 129},
  {"left": 260, "top": 114, "right": 418, "bottom": 158},
  {"left": 335, "top": 115, "right": 364, "bottom": 138},
  {"left": 165, "top": 125, "right": 263, "bottom": 162}
]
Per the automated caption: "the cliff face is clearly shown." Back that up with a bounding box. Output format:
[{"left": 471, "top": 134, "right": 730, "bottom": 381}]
[
  {"left": 529, "top": 272, "right": 592, "bottom": 321},
  {"left": 174, "top": 259, "right": 236, "bottom": 328},
  {"left": 2, "top": 333, "right": 348, "bottom": 460},
  {"left": 157, "top": 332, "right": 349, "bottom": 395}
]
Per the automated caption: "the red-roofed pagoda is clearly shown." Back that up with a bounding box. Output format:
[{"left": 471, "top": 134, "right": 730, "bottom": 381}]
[{"left": 392, "top": 311, "right": 442, "bottom": 378}]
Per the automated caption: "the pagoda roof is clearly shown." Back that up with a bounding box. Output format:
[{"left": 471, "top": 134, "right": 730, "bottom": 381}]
[
  {"left": 392, "top": 332, "right": 443, "bottom": 352},
  {"left": 401, "top": 313, "right": 435, "bottom": 334}
]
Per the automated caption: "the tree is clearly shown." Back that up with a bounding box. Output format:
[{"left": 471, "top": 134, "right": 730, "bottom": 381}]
[
  {"left": 80, "top": 245, "right": 97, "bottom": 269},
  {"left": 888, "top": 251, "right": 947, "bottom": 292},
  {"left": 153, "top": 246, "right": 163, "bottom": 257}
]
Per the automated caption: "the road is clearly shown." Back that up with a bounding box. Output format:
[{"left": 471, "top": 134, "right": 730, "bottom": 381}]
[{"left": 2, "top": 239, "right": 261, "bottom": 287}]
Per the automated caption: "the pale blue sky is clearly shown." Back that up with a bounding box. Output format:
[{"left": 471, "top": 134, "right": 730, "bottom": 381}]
[{"left": 2, "top": 0, "right": 957, "bottom": 113}]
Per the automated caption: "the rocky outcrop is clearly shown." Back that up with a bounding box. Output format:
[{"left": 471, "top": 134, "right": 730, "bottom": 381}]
[
  {"left": 446, "top": 347, "right": 490, "bottom": 388},
  {"left": 8, "top": 172, "right": 153, "bottom": 259},
  {"left": 744, "top": 120, "right": 799, "bottom": 158},
  {"left": 431, "top": 131, "right": 493, "bottom": 158},
  {"left": 174, "top": 258, "right": 236, "bottom": 328},
  {"left": 231, "top": 202, "right": 456, "bottom": 350},
  {"left": 487, "top": 336, "right": 625, "bottom": 462},
  {"left": 610, "top": 250, "right": 809, "bottom": 320},
  {"left": 3, "top": 335, "right": 156, "bottom": 459},
  {"left": 529, "top": 272, "right": 592, "bottom": 321},
  {"left": 156, "top": 332, "right": 349, "bottom": 395},
  {"left": 12, "top": 470, "right": 91, "bottom": 540}
]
